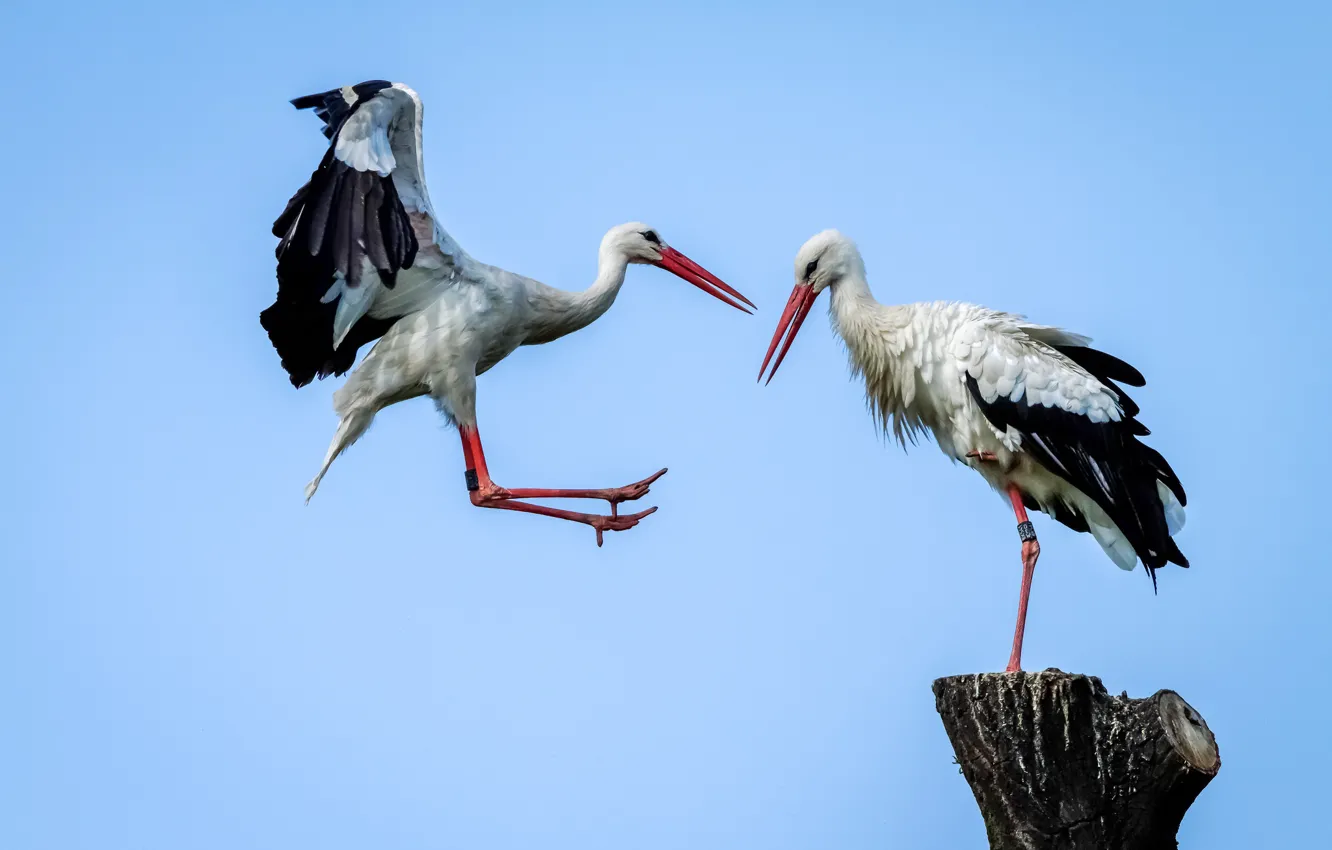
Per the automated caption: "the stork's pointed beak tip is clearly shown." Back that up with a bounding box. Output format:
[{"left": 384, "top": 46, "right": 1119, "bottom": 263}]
[
  {"left": 758, "top": 284, "right": 818, "bottom": 385},
  {"left": 655, "top": 247, "right": 754, "bottom": 313}
]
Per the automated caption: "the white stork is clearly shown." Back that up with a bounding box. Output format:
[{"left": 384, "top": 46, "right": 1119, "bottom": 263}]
[
  {"left": 759, "top": 231, "right": 1188, "bottom": 671},
  {"left": 261, "top": 81, "right": 754, "bottom": 545}
]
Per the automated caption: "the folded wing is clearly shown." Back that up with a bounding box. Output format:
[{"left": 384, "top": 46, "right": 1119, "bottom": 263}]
[{"left": 955, "top": 315, "right": 1188, "bottom": 584}]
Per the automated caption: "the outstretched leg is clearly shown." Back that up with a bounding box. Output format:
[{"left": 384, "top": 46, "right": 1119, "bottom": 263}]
[
  {"left": 459, "top": 425, "right": 662, "bottom": 546},
  {"left": 1005, "top": 484, "right": 1041, "bottom": 673}
]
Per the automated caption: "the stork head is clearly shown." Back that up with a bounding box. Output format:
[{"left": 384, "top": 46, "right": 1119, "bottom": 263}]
[
  {"left": 758, "top": 230, "right": 861, "bottom": 383},
  {"left": 795, "top": 229, "right": 861, "bottom": 294},
  {"left": 602, "top": 222, "right": 754, "bottom": 313}
]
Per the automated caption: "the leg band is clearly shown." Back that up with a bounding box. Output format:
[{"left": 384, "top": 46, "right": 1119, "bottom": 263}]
[
  {"left": 1017, "top": 520, "right": 1037, "bottom": 542},
  {"left": 465, "top": 469, "right": 480, "bottom": 492}
]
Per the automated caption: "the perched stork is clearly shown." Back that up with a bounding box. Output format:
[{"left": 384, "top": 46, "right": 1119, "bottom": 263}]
[
  {"left": 759, "top": 231, "right": 1187, "bottom": 671},
  {"left": 260, "top": 81, "right": 754, "bottom": 545}
]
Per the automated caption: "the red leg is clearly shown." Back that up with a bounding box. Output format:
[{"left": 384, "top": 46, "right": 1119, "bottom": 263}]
[
  {"left": 1005, "top": 484, "right": 1041, "bottom": 673},
  {"left": 459, "top": 426, "right": 660, "bottom": 546}
]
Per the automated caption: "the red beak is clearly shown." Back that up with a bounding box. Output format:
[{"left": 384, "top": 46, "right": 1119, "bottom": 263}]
[
  {"left": 757, "top": 284, "right": 818, "bottom": 384},
  {"left": 654, "top": 247, "right": 755, "bottom": 314}
]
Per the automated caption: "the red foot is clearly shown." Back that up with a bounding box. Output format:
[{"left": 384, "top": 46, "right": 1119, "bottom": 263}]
[
  {"left": 469, "top": 475, "right": 664, "bottom": 546},
  {"left": 967, "top": 449, "right": 998, "bottom": 462},
  {"left": 589, "top": 506, "right": 658, "bottom": 547},
  {"left": 458, "top": 427, "right": 665, "bottom": 546},
  {"left": 604, "top": 468, "right": 667, "bottom": 517},
  {"left": 471, "top": 483, "right": 512, "bottom": 504},
  {"left": 495, "top": 468, "right": 668, "bottom": 514}
]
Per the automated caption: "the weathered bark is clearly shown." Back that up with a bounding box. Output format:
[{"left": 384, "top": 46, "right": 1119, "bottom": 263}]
[{"left": 933, "top": 670, "right": 1219, "bottom": 850}]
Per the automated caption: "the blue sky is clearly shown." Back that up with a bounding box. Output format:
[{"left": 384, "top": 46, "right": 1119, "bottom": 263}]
[{"left": 3, "top": 2, "right": 1328, "bottom": 847}]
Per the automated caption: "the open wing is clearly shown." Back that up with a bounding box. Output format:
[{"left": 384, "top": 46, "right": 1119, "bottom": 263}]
[
  {"left": 954, "top": 314, "right": 1187, "bottom": 582},
  {"left": 261, "top": 81, "right": 465, "bottom": 387}
]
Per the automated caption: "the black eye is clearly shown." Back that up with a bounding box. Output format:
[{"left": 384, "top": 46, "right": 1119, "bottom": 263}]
[
  {"left": 805, "top": 259, "right": 819, "bottom": 278},
  {"left": 641, "top": 230, "right": 661, "bottom": 245}
]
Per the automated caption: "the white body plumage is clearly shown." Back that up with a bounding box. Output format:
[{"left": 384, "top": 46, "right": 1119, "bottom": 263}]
[{"left": 316, "top": 235, "right": 644, "bottom": 500}]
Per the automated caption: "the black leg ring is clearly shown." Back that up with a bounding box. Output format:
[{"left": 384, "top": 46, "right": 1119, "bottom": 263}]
[
  {"left": 465, "top": 469, "right": 480, "bottom": 492},
  {"left": 1017, "top": 520, "right": 1037, "bottom": 542}
]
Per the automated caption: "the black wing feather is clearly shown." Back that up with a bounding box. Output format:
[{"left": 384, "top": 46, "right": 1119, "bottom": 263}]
[
  {"left": 1025, "top": 493, "right": 1090, "bottom": 533},
  {"left": 363, "top": 179, "right": 390, "bottom": 271},
  {"left": 290, "top": 80, "right": 393, "bottom": 139},
  {"left": 1052, "top": 344, "right": 1146, "bottom": 387},
  {"left": 259, "top": 82, "right": 421, "bottom": 388},
  {"left": 305, "top": 150, "right": 340, "bottom": 255},
  {"left": 334, "top": 166, "right": 356, "bottom": 278},
  {"left": 272, "top": 181, "right": 309, "bottom": 241}
]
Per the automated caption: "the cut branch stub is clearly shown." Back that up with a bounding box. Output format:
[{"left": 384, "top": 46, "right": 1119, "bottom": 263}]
[{"left": 933, "top": 670, "right": 1219, "bottom": 850}]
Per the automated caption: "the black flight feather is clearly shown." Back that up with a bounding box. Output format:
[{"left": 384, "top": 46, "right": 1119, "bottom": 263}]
[
  {"left": 1052, "top": 344, "right": 1146, "bottom": 387},
  {"left": 363, "top": 179, "right": 390, "bottom": 271},
  {"left": 290, "top": 80, "right": 393, "bottom": 139}
]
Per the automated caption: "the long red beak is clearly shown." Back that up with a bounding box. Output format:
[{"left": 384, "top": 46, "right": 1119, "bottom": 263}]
[
  {"left": 758, "top": 284, "right": 818, "bottom": 384},
  {"left": 654, "top": 247, "right": 755, "bottom": 314}
]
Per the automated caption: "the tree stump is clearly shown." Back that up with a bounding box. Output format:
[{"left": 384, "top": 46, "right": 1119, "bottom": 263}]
[{"left": 932, "top": 670, "right": 1220, "bottom": 850}]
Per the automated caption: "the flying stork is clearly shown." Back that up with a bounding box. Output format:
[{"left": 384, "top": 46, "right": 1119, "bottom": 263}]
[
  {"left": 759, "top": 231, "right": 1188, "bottom": 671},
  {"left": 260, "top": 81, "right": 754, "bottom": 545}
]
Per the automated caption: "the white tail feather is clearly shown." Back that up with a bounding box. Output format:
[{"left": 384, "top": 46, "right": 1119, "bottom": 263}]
[
  {"left": 1088, "top": 519, "right": 1137, "bottom": 571},
  {"left": 1158, "top": 480, "right": 1186, "bottom": 536},
  {"left": 305, "top": 408, "right": 375, "bottom": 503}
]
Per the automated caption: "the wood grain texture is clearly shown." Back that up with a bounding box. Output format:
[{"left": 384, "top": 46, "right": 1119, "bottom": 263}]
[{"left": 933, "top": 670, "right": 1219, "bottom": 850}]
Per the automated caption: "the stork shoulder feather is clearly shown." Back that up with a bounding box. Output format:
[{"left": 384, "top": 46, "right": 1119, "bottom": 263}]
[{"left": 954, "top": 309, "right": 1123, "bottom": 422}]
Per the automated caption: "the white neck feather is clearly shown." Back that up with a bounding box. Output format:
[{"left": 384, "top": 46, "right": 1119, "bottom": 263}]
[
  {"left": 827, "top": 272, "right": 927, "bottom": 445},
  {"left": 526, "top": 246, "right": 631, "bottom": 343},
  {"left": 829, "top": 269, "right": 913, "bottom": 362},
  {"left": 829, "top": 268, "right": 876, "bottom": 332}
]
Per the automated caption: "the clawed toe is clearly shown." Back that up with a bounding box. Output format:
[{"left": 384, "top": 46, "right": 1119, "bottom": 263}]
[
  {"left": 607, "top": 468, "right": 668, "bottom": 516},
  {"left": 593, "top": 505, "right": 659, "bottom": 546},
  {"left": 610, "top": 468, "right": 668, "bottom": 502}
]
